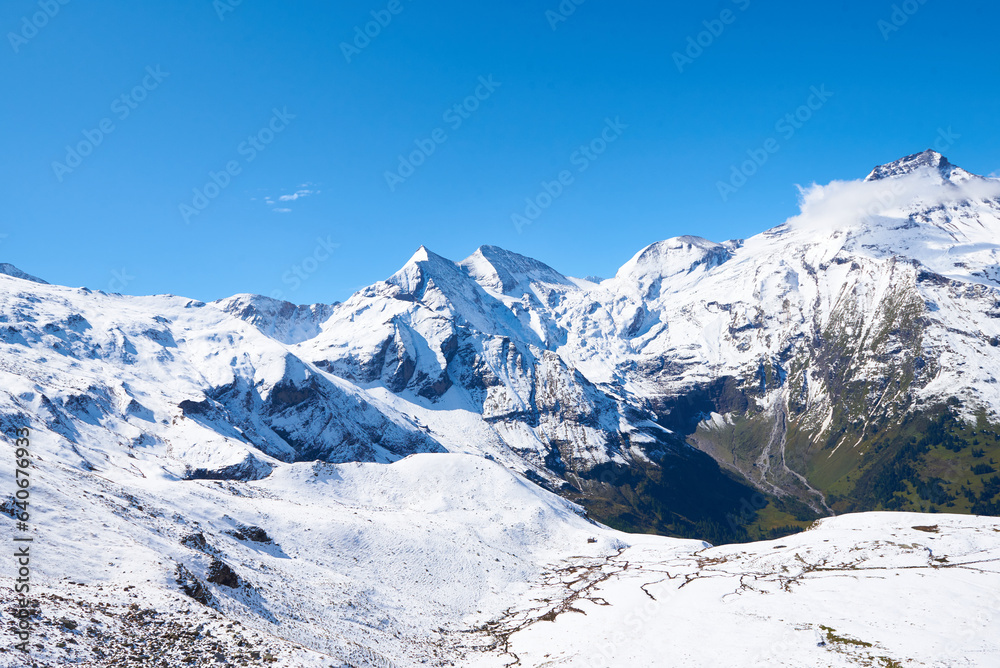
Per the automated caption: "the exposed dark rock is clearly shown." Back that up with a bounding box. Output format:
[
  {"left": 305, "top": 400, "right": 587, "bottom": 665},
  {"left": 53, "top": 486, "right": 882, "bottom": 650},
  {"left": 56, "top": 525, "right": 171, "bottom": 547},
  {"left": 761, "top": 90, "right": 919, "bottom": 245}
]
[
  {"left": 226, "top": 525, "right": 273, "bottom": 544},
  {"left": 181, "top": 532, "right": 208, "bottom": 551},
  {"left": 175, "top": 564, "right": 211, "bottom": 605},
  {"left": 185, "top": 453, "right": 274, "bottom": 482},
  {"left": 206, "top": 559, "right": 241, "bottom": 589},
  {"left": 178, "top": 398, "right": 212, "bottom": 416}
]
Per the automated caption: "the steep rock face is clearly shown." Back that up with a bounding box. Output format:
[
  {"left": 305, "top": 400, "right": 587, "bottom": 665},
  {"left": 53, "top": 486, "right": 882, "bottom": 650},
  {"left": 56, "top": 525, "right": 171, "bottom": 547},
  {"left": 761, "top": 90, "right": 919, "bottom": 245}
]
[{"left": 192, "top": 352, "right": 443, "bottom": 464}]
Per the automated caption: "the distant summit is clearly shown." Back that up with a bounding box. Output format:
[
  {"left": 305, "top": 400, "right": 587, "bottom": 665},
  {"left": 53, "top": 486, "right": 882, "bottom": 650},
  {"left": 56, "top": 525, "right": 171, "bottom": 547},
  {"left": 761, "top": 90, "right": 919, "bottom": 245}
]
[
  {"left": 865, "top": 149, "right": 978, "bottom": 183},
  {"left": 459, "top": 245, "right": 573, "bottom": 295},
  {"left": 0, "top": 263, "right": 47, "bottom": 284}
]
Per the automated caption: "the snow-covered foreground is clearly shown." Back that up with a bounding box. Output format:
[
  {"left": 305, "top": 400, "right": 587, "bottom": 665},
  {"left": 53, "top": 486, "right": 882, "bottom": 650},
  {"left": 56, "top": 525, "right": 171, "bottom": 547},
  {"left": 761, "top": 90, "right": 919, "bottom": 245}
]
[
  {"left": 1, "top": 425, "right": 621, "bottom": 666},
  {"left": 3, "top": 428, "right": 999, "bottom": 667},
  {"left": 483, "top": 513, "right": 1000, "bottom": 667}
]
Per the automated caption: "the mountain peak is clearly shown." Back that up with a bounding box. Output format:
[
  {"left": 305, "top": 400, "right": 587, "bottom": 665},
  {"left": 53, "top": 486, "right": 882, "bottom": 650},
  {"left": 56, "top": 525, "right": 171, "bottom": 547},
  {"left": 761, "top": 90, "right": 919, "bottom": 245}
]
[
  {"left": 615, "top": 236, "right": 732, "bottom": 284},
  {"left": 0, "top": 263, "right": 48, "bottom": 284},
  {"left": 397, "top": 245, "right": 456, "bottom": 271},
  {"left": 408, "top": 245, "right": 433, "bottom": 264},
  {"left": 387, "top": 245, "right": 462, "bottom": 297},
  {"left": 865, "top": 150, "right": 976, "bottom": 183},
  {"left": 213, "top": 294, "right": 336, "bottom": 344},
  {"left": 459, "top": 245, "right": 571, "bottom": 295}
]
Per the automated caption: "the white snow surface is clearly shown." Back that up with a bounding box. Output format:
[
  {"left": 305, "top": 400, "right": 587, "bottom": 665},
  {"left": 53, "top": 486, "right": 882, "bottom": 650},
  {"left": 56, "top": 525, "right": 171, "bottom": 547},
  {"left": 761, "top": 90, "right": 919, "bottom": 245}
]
[
  {"left": 3, "top": 422, "right": 999, "bottom": 666},
  {"left": 480, "top": 513, "right": 1000, "bottom": 667},
  {"left": 3, "top": 423, "right": 999, "bottom": 665}
]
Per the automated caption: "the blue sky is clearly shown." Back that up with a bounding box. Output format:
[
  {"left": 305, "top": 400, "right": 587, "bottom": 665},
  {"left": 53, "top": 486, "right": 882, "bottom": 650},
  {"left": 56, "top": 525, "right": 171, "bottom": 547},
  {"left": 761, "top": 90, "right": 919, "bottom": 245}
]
[{"left": 3, "top": 0, "right": 998, "bottom": 304}]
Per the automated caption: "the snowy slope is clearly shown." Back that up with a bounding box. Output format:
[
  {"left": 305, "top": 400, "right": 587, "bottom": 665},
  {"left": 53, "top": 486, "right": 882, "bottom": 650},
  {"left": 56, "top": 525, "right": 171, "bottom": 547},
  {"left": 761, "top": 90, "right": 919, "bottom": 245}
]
[
  {"left": 1, "top": 412, "right": 625, "bottom": 666},
  {"left": 484, "top": 513, "right": 1000, "bottom": 667},
  {"left": 3, "top": 415, "right": 999, "bottom": 667},
  {"left": 2, "top": 423, "right": 999, "bottom": 666}
]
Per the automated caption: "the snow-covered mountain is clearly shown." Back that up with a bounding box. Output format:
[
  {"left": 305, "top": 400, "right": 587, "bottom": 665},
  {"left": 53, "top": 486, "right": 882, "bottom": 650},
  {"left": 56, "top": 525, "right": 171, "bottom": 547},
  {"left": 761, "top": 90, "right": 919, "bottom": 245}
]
[
  {"left": 4, "top": 150, "right": 1000, "bottom": 529},
  {"left": 241, "top": 149, "right": 1000, "bottom": 529},
  {"left": 2, "top": 150, "right": 1000, "bottom": 665}
]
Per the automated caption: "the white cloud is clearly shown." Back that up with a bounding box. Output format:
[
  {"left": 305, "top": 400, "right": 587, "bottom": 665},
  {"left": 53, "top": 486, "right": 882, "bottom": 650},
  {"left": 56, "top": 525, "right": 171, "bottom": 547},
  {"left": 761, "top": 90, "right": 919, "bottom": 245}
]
[
  {"left": 786, "top": 170, "right": 1000, "bottom": 233},
  {"left": 260, "top": 186, "right": 321, "bottom": 209},
  {"left": 273, "top": 207, "right": 292, "bottom": 213},
  {"left": 278, "top": 189, "right": 318, "bottom": 202}
]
